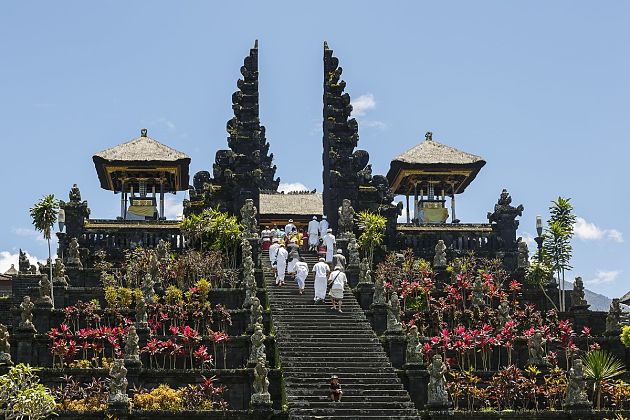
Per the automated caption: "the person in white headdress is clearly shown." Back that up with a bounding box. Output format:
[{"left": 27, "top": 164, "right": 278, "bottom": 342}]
[
  {"left": 285, "top": 219, "right": 296, "bottom": 236},
  {"left": 275, "top": 243, "right": 288, "bottom": 286},
  {"left": 294, "top": 257, "right": 309, "bottom": 295},
  {"left": 307, "top": 216, "right": 320, "bottom": 251},
  {"left": 322, "top": 228, "right": 336, "bottom": 263},
  {"left": 333, "top": 249, "right": 346, "bottom": 270},
  {"left": 268, "top": 238, "right": 280, "bottom": 275},
  {"left": 328, "top": 266, "right": 347, "bottom": 312},
  {"left": 312, "top": 257, "right": 330, "bottom": 302},
  {"left": 318, "top": 215, "right": 329, "bottom": 237}
]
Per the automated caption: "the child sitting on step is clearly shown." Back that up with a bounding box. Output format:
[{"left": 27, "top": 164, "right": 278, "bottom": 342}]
[{"left": 329, "top": 375, "right": 342, "bottom": 402}]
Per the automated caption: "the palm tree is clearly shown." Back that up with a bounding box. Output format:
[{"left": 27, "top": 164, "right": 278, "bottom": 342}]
[
  {"left": 30, "top": 194, "right": 59, "bottom": 307},
  {"left": 356, "top": 210, "right": 387, "bottom": 268},
  {"left": 544, "top": 197, "right": 575, "bottom": 311},
  {"left": 582, "top": 349, "right": 626, "bottom": 409}
]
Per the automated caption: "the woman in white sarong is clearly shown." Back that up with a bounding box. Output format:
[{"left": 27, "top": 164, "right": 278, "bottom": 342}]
[
  {"left": 275, "top": 244, "right": 288, "bottom": 286},
  {"left": 322, "top": 229, "right": 336, "bottom": 263},
  {"left": 312, "top": 257, "right": 330, "bottom": 302},
  {"left": 294, "top": 257, "right": 309, "bottom": 295}
]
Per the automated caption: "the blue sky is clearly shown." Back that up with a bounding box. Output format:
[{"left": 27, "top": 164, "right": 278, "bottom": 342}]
[{"left": 0, "top": 2, "right": 628, "bottom": 298}]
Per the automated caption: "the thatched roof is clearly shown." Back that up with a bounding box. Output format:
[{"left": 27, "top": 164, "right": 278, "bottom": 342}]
[
  {"left": 259, "top": 192, "right": 323, "bottom": 216},
  {"left": 94, "top": 129, "right": 189, "bottom": 162},
  {"left": 620, "top": 290, "right": 630, "bottom": 306},
  {"left": 392, "top": 134, "right": 484, "bottom": 166}
]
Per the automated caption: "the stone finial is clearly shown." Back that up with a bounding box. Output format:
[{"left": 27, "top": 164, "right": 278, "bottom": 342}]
[
  {"left": 425, "top": 131, "right": 433, "bottom": 141},
  {"left": 427, "top": 354, "right": 449, "bottom": 409},
  {"left": 605, "top": 298, "right": 622, "bottom": 333},
  {"left": 69, "top": 184, "right": 81, "bottom": 203},
  {"left": 0, "top": 324, "right": 12, "bottom": 364},
  {"left": 570, "top": 276, "right": 589, "bottom": 310},
  {"left": 108, "top": 359, "right": 129, "bottom": 406},
  {"left": 140, "top": 128, "right": 148, "bottom": 137},
  {"left": 18, "top": 249, "right": 30, "bottom": 273},
  {"left": 563, "top": 358, "right": 591, "bottom": 409}
]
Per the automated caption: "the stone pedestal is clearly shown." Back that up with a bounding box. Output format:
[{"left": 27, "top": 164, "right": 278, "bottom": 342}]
[
  {"left": 14, "top": 330, "right": 34, "bottom": 364},
  {"left": 355, "top": 282, "right": 374, "bottom": 310},
  {"left": 32, "top": 306, "right": 52, "bottom": 334},
  {"left": 371, "top": 303, "right": 387, "bottom": 334},
  {"left": 383, "top": 331, "right": 406, "bottom": 369},
  {"left": 434, "top": 268, "right": 449, "bottom": 285},
  {"left": 136, "top": 326, "right": 150, "bottom": 366},
  {"left": 346, "top": 266, "right": 359, "bottom": 288},
  {"left": 107, "top": 402, "right": 130, "bottom": 420},
  {"left": 404, "top": 364, "right": 428, "bottom": 409},
  {"left": 53, "top": 283, "right": 67, "bottom": 308}
]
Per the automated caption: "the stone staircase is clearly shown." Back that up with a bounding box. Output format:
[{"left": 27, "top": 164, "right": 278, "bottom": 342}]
[{"left": 263, "top": 250, "right": 419, "bottom": 420}]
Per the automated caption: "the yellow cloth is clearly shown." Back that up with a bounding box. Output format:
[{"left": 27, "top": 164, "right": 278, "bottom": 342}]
[{"left": 127, "top": 205, "right": 157, "bottom": 217}]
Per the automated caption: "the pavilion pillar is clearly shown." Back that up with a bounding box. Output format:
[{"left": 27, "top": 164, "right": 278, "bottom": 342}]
[
  {"left": 405, "top": 194, "right": 410, "bottom": 224},
  {"left": 450, "top": 183, "right": 457, "bottom": 223},
  {"left": 413, "top": 183, "right": 419, "bottom": 222},
  {"left": 159, "top": 180, "right": 165, "bottom": 219},
  {"left": 120, "top": 181, "right": 125, "bottom": 219}
]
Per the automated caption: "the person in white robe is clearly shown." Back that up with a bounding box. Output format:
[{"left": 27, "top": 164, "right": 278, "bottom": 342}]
[
  {"left": 307, "top": 216, "right": 320, "bottom": 251},
  {"left": 312, "top": 257, "right": 330, "bottom": 302},
  {"left": 322, "top": 229, "right": 336, "bottom": 263},
  {"left": 269, "top": 238, "right": 280, "bottom": 275},
  {"left": 285, "top": 219, "right": 296, "bottom": 236},
  {"left": 286, "top": 243, "right": 300, "bottom": 275},
  {"left": 333, "top": 249, "right": 346, "bottom": 270},
  {"left": 275, "top": 244, "right": 288, "bottom": 286},
  {"left": 328, "top": 266, "right": 347, "bottom": 312},
  {"left": 318, "top": 216, "right": 329, "bottom": 237},
  {"left": 295, "top": 257, "right": 309, "bottom": 294}
]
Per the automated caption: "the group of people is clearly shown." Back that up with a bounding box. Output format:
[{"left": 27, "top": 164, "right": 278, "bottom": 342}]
[{"left": 266, "top": 217, "right": 347, "bottom": 312}]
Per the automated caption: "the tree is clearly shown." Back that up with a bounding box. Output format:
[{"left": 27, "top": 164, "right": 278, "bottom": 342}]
[
  {"left": 30, "top": 194, "right": 59, "bottom": 308},
  {"left": 543, "top": 197, "right": 575, "bottom": 312},
  {"left": 582, "top": 349, "right": 626, "bottom": 409},
  {"left": 356, "top": 210, "right": 387, "bottom": 268},
  {"left": 0, "top": 364, "right": 56, "bottom": 420}
]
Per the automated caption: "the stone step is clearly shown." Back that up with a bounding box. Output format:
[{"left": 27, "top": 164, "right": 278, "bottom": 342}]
[
  {"left": 287, "top": 385, "right": 408, "bottom": 394},
  {"left": 282, "top": 361, "right": 393, "bottom": 369},
  {"left": 290, "top": 408, "right": 419, "bottom": 418},
  {"left": 287, "top": 395, "right": 411, "bottom": 403}
]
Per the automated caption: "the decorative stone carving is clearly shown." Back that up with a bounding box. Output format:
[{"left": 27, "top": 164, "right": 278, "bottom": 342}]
[
  {"left": 487, "top": 189, "right": 524, "bottom": 269},
  {"left": 240, "top": 198, "right": 258, "bottom": 237},
  {"left": 497, "top": 299, "right": 511, "bottom": 326},
  {"left": 338, "top": 198, "right": 355, "bottom": 238},
  {"left": 141, "top": 273, "right": 155, "bottom": 304},
  {"left": 605, "top": 298, "right": 622, "bottom": 333},
  {"left": 66, "top": 238, "right": 82, "bottom": 268},
  {"left": 52, "top": 258, "right": 68, "bottom": 286},
  {"left": 387, "top": 292, "right": 403, "bottom": 333},
  {"left": 471, "top": 278, "right": 485, "bottom": 311},
  {"left": 108, "top": 359, "right": 129, "bottom": 406},
  {"left": 373, "top": 273, "right": 385, "bottom": 305},
  {"left": 427, "top": 354, "right": 449, "bottom": 408},
  {"left": 156, "top": 239, "right": 170, "bottom": 261},
  {"left": 333, "top": 250, "right": 346, "bottom": 270},
  {"left": 251, "top": 356, "right": 271, "bottom": 405},
  {"left": 406, "top": 325, "right": 421, "bottom": 364},
  {"left": 250, "top": 296, "right": 263, "bottom": 328},
  {"left": 124, "top": 326, "right": 140, "bottom": 365},
  {"left": 19, "top": 296, "right": 35, "bottom": 331},
  {"left": 242, "top": 239, "right": 257, "bottom": 308},
  {"left": 487, "top": 189, "right": 524, "bottom": 223},
  {"left": 347, "top": 235, "right": 360, "bottom": 267},
  {"left": 18, "top": 249, "right": 30, "bottom": 273},
  {"left": 249, "top": 323, "right": 266, "bottom": 365},
  {"left": 359, "top": 257, "right": 372, "bottom": 284},
  {"left": 452, "top": 258, "right": 462, "bottom": 275},
  {"left": 570, "top": 277, "right": 589, "bottom": 310},
  {"left": 563, "top": 358, "right": 591, "bottom": 409},
  {"left": 0, "top": 324, "right": 12, "bottom": 364},
  {"left": 433, "top": 240, "right": 447, "bottom": 268},
  {"left": 517, "top": 239, "right": 529, "bottom": 269},
  {"left": 135, "top": 297, "right": 148, "bottom": 329},
  {"left": 69, "top": 184, "right": 82, "bottom": 203},
  {"left": 37, "top": 274, "right": 53, "bottom": 306},
  {"left": 527, "top": 331, "right": 548, "bottom": 366}
]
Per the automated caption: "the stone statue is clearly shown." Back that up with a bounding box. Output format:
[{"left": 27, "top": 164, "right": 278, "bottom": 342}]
[
  {"left": 251, "top": 356, "right": 271, "bottom": 405},
  {"left": 433, "top": 240, "right": 447, "bottom": 268},
  {"left": 69, "top": 184, "right": 82, "bottom": 203},
  {"left": 19, "top": 296, "right": 35, "bottom": 331},
  {"left": 52, "top": 258, "right": 68, "bottom": 286},
  {"left": 452, "top": 258, "right": 462, "bottom": 275},
  {"left": 156, "top": 239, "right": 170, "bottom": 261},
  {"left": 359, "top": 257, "right": 372, "bottom": 284},
  {"left": 527, "top": 331, "right": 547, "bottom": 365},
  {"left": 387, "top": 292, "right": 403, "bottom": 333},
  {"left": 570, "top": 277, "right": 589, "bottom": 310},
  {"left": 66, "top": 238, "right": 82, "bottom": 268},
  {"left": 337, "top": 198, "right": 355, "bottom": 238},
  {"left": 406, "top": 325, "right": 421, "bottom": 364},
  {"left": 240, "top": 198, "right": 258, "bottom": 237},
  {"left": 135, "top": 296, "right": 148, "bottom": 329},
  {"left": 37, "top": 274, "right": 53, "bottom": 306},
  {"left": 148, "top": 253, "right": 159, "bottom": 280},
  {"left": 357, "top": 163, "right": 373, "bottom": 184},
  {"left": 563, "top": 358, "right": 591, "bottom": 409},
  {"left": 471, "top": 278, "right": 485, "bottom": 311},
  {"left": 347, "top": 235, "right": 360, "bottom": 267},
  {"left": 242, "top": 239, "right": 257, "bottom": 308},
  {"left": 497, "top": 299, "right": 511, "bottom": 326},
  {"left": 141, "top": 273, "right": 155, "bottom": 304},
  {"left": 250, "top": 296, "right": 263, "bottom": 328},
  {"left": 333, "top": 250, "right": 346, "bottom": 270},
  {"left": 124, "top": 326, "right": 140, "bottom": 364},
  {"left": 517, "top": 239, "right": 529, "bottom": 269},
  {"left": 18, "top": 249, "right": 30, "bottom": 273},
  {"left": 249, "top": 323, "right": 266, "bottom": 365},
  {"left": 427, "top": 354, "right": 449, "bottom": 408},
  {"left": 108, "top": 359, "right": 129, "bottom": 406},
  {"left": 373, "top": 273, "right": 385, "bottom": 305},
  {"left": 605, "top": 298, "right": 622, "bottom": 333},
  {"left": 0, "top": 324, "right": 12, "bottom": 364}
]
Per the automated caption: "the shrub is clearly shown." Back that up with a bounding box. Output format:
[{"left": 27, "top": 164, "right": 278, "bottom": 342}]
[
  {"left": 133, "top": 384, "right": 183, "bottom": 410},
  {"left": 0, "top": 364, "right": 56, "bottom": 420}
]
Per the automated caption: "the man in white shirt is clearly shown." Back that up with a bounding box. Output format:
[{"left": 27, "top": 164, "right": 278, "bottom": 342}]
[
  {"left": 295, "top": 257, "right": 309, "bottom": 295},
  {"left": 318, "top": 215, "right": 329, "bottom": 237},
  {"left": 333, "top": 249, "right": 346, "bottom": 270},
  {"left": 328, "top": 266, "right": 348, "bottom": 312},
  {"left": 307, "top": 216, "right": 320, "bottom": 251},
  {"left": 285, "top": 219, "right": 296, "bottom": 236},
  {"left": 312, "top": 257, "right": 330, "bottom": 303},
  {"left": 322, "top": 228, "right": 336, "bottom": 263},
  {"left": 268, "top": 238, "right": 280, "bottom": 275},
  {"left": 275, "top": 244, "right": 289, "bottom": 286}
]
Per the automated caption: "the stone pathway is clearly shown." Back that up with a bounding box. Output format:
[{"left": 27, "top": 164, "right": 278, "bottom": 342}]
[{"left": 264, "top": 250, "right": 419, "bottom": 419}]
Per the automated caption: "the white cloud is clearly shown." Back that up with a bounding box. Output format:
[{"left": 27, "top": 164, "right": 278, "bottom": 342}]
[
  {"left": 586, "top": 270, "right": 620, "bottom": 285},
  {"left": 362, "top": 120, "right": 387, "bottom": 130},
  {"left": 163, "top": 195, "right": 184, "bottom": 221},
  {"left": 12, "top": 227, "right": 47, "bottom": 243},
  {"left": 0, "top": 250, "right": 43, "bottom": 274},
  {"left": 351, "top": 93, "right": 376, "bottom": 117},
  {"left": 574, "top": 217, "right": 623, "bottom": 243},
  {"left": 278, "top": 182, "right": 310, "bottom": 193},
  {"left": 519, "top": 232, "right": 537, "bottom": 254}
]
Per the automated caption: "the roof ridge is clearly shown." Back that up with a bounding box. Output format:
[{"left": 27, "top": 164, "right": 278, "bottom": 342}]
[
  {"left": 393, "top": 136, "right": 484, "bottom": 165},
  {"left": 94, "top": 131, "right": 190, "bottom": 161}
]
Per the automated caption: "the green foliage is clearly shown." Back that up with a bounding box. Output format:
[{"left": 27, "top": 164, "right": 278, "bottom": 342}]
[
  {"left": 195, "top": 278, "right": 211, "bottom": 303},
  {"left": 356, "top": 210, "right": 387, "bottom": 267},
  {"left": 0, "top": 364, "right": 55, "bottom": 420},
  {"left": 621, "top": 325, "right": 630, "bottom": 349},
  {"left": 29, "top": 194, "right": 59, "bottom": 241},
  {"left": 165, "top": 285, "right": 184, "bottom": 305},
  {"left": 583, "top": 349, "right": 626, "bottom": 409}
]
